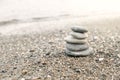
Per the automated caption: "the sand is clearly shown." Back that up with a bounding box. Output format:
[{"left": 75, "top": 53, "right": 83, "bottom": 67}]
[{"left": 0, "top": 15, "right": 120, "bottom": 80}]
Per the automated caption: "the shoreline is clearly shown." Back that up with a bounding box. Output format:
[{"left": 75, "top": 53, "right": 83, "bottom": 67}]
[{"left": 0, "top": 13, "right": 120, "bottom": 36}]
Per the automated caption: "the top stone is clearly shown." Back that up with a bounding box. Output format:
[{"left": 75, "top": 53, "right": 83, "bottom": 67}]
[{"left": 71, "top": 26, "right": 88, "bottom": 33}]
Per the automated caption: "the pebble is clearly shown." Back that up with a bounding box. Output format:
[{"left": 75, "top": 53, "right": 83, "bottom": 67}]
[
  {"left": 22, "top": 70, "right": 28, "bottom": 75},
  {"left": 98, "top": 58, "right": 104, "bottom": 61},
  {"left": 32, "top": 77, "right": 41, "bottom": 80},
  {"left": 21, "top": 78, "right": 25, "bottom": 80},
  {"left": 71, "top": 26, "right": 88, "bottom": 33},
  {"left": 117, "top": 54, "right": 120, "bottom": 58},
  {"left": 93, "top": 36, "right": 99, "bottom": 41},
  {"left": 65, "top": 47, "right": 93, "bottom": 56},
  {"left": 74, "top": 68, "right": 81, "bottom": 73},
  {"left": 45, "top": 75, "right": 52, "bottom": 80},
  {"left": 29, "top": 49, "right": 35, "bottom": 52},
  {"left": 66, "top": 43, "right": 89, "bottom": 51},
  {"left": 64, "top": 36, "right": 86, "bottom": 44},
  {"left": 1, "top": 70, "right": 7, "bottom": 73},
  {"left": 70, "top": 32, "right": 88, "bottom": 39}
]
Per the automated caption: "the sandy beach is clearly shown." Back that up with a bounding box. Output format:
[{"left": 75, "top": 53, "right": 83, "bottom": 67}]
[
  {"left": 0, "top": 15, "right": 120, "bottom": 80},
  {"left": 0, "top": 0, "right": 120, "bottom": 79}
]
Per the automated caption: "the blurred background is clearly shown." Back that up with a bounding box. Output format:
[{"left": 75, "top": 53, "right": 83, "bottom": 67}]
[
  {"left": 0, "top": 0, "right": 120, "bottom": 21},
  {"left": 0, "top": 1, "right": 120, "bottom": 80}
]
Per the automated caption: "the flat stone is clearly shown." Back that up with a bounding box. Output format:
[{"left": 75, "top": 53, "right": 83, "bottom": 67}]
[
  {"left": 70, "top": 32, "right": 88, "bottom": 39},
  {"left": 65, "top": 47, "right": 93, "bottom": 57},
  {"left": 71, "top": 26, "right": 88, "bottom": 33},
  {"left": 66, "top": 43, "right": 89, "bottom": 51},
  {"left": 64, "top": 36, "right": 86, "bottom": 44}
]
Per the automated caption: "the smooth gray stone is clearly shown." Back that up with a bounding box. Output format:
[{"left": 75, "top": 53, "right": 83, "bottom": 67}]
[
  {"left": 70, "top": 32, "right": 88, "bottom": 39},
  {"left": 66, "top": 43, "right": 89, "bottom": 51},
  {"left": 65, "top": 47, "right": 93, "bottom": 57},
  {"left": 64, "top": 36, "right": 86, "bottom": 44},
  {"left": 71, "top": 26, "right": 88, "bottom": 33}
]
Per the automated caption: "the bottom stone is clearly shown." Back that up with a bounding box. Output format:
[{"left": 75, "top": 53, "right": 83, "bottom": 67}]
[{"left": 65, "top": 47, "right": 93, "bottom": 57}]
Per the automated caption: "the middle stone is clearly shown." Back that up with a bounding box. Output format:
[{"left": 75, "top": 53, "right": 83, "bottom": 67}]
[
  {"left": 64, "top": 35, "right": 86, "bottom": 44},
  {"left": 66, "top": 43, "right": 89, "bottom": 51}
]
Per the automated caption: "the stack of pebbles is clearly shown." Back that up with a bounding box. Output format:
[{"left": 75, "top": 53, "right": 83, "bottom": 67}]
[{"left": 65, "top": 26, "right": 93, "bottom": 57}]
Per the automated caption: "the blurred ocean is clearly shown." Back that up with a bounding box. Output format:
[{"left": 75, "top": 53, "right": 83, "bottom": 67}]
[
  {"left": 0, "top": 0, "right": 120, "bottom": 35},
  {"left": 0, "top": 0, "right": 120, "bottom": 22}
]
